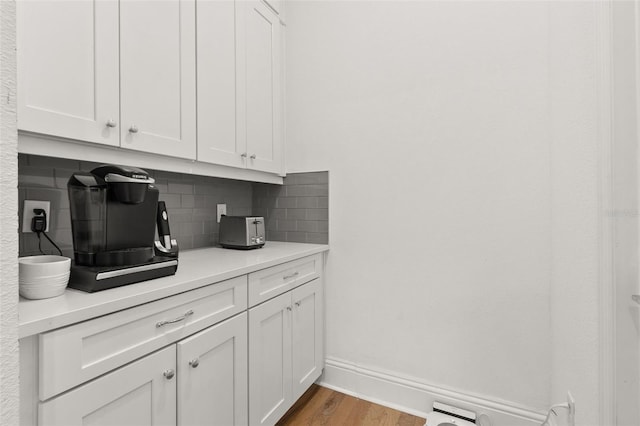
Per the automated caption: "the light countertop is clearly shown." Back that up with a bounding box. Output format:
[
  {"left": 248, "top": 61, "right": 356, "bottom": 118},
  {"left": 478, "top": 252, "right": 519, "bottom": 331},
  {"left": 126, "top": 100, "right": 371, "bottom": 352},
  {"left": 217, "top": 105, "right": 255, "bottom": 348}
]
[{"left": 19, "top": 242, "right": 329, "bottom": 338}]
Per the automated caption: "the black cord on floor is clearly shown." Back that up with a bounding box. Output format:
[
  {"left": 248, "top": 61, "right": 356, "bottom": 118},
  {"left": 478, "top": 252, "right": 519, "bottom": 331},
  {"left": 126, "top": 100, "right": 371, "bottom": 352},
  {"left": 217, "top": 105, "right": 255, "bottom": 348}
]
[{"left": 36, "top": 231, "right": 63, "bottom": 256}]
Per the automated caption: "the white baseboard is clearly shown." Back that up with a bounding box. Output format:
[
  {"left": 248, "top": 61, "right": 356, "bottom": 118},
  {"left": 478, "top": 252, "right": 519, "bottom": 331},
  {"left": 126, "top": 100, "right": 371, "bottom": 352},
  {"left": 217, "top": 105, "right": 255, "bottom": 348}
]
[{"left": 319, "top": 357, "right": 546, "bottom": 426}]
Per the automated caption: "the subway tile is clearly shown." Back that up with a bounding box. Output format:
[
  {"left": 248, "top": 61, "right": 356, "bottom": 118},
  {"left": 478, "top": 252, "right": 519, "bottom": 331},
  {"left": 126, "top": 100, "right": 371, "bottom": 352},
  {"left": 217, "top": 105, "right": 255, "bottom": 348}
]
[
  {"left": 267, "top": 230, "right": 286, "bottom": 242},
  {"left": 271, "top": 208, "right": 287, "bottom": 220},
  {"left": 252, "top": 207, "right": 268, "bottom": 218},
  {"left": 289, "top": 171, "right": 329, "bottom": 185},
  {"left": 285, "top": 231, "right": 306, "bottom": 243},
  {"left": 287, "top": 209, "right": 306, "bottom": 220},
  {"left": 18, "top": 154, "right": 29, "bottom": 167},
  {"left": 25, "top": 188, "right": 69, "bottom": 210},
  {"left": 154, "top": 180, "right": 170, "bottom": 195},
  {"left": 203, "top": 220, "right": 218, "bottom": 235},
  {"left": 29, "top": 155, "right": 80, "bottom": 170},
  {"left": 306, "top": 209, "right": 328, "bottom": 221},
  {"left": 277, "top": 220, "right": 297, "bottom": 232},
  {"left": 192, "top": 208, "right": 216, "bottom": 222},
  {"left": 18, "top": 166, "right": 55, "bottom": 187},
  {"left": 295, "top": 197, "right": 318, "bottom": 209},
  {"left": 193, "top": 234, "right": 215, "bottom": 249},
  {"left": 160, "top": 193, "right": 182, "bottom": 210},
  {"left": 276, "top": 197, "right": 297, "bottom": 208},
  {"left": 166, "top": 208, "right": 192, "bottom": 223},
  {"left": 296, "top": 220, "right": 318, "bottom": 232},
  {"left": 317, "top": 197, "right": 329, "bottom": 209},
  {"left": 286, "top": 184, "right": 328, "bottom": 197},
  {"left": 230, "top": 206, "right": 251, "bottom": 216},
  {"left": 306, "top": 232, "right": 328, "bottom": 244},
  {"left": 54, "top": 209, "right": 71, "bottom": 230},
  {"left": 317, "top": 221, "right": 329, "bottom": 232},
  {"left": 178, "top": 235, "right": 194, "bottom": 250},
  {"left": 168, "top": 182, "right": 194, "bottom": 195},
  {"left": 54, "top": 168, "right": 78, "bottom": 189},
  {"left": 181, "top": 194, "right": 195, "bottom": 209}
]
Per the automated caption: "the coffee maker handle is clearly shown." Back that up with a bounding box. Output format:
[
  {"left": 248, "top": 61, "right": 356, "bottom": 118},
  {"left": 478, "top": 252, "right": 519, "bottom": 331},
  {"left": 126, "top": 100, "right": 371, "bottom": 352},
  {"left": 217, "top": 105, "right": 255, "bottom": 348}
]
[{"left": 155, "top": 201, "right": 179, "bottom": 257}]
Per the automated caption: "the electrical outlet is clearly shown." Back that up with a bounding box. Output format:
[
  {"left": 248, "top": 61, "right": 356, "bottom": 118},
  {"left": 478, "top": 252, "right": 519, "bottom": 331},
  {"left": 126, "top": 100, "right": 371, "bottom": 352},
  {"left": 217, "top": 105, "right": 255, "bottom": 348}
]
[
  {"left": 217, "top": 204, "right": 227, "bottom": 223},
  {"left": 22, "top": 200, "right": 51, "bottom": 233}
]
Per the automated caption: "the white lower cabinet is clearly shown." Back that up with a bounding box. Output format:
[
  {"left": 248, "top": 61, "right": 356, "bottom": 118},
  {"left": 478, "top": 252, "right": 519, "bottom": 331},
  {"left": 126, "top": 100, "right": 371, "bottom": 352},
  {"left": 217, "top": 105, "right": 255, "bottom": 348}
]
[
  {"left": 178, "top": 313, "right": 248, "bottom": 426},
  {"left": 248, "top": 278, "right": 323, "bottom": 426},
  {"left": 39, "top": 313, "right": 248, "bottom": 426},
  {"left": 39, "top": 345, "right": 177, "bottom": 426},
  {"left": 23, "top": 254, "right": 325, "bottom": 426}
]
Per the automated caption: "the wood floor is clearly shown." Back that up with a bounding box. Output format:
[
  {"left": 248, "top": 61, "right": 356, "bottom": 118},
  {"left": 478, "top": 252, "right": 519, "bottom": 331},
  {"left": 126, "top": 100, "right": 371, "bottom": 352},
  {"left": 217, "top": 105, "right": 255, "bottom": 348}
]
[{"left": 276, "top": 385, "right": 426, "bottom": 426}]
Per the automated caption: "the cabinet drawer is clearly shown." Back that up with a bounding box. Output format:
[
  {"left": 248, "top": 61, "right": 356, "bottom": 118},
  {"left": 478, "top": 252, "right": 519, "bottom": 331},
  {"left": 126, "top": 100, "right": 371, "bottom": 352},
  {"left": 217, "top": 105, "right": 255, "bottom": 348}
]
[
  {"left": 39, "top": 276, "right": 247, "bottom": 401},
  {"left": 248, "top": 254, "right": 321, "bottom": 307}
]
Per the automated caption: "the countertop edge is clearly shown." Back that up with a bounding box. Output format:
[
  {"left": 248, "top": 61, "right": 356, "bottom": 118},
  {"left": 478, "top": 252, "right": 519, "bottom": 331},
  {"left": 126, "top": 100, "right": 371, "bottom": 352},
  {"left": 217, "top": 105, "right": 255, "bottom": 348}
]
[{"left": 19, "top": 243, "right": 329, "bottom": 339}]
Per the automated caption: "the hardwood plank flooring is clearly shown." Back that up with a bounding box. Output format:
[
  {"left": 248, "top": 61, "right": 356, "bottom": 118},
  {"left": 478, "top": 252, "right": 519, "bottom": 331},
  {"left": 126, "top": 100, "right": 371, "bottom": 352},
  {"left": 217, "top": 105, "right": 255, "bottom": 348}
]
[{"left": 276, "top": 385, "right": 425, "bottom": 426}]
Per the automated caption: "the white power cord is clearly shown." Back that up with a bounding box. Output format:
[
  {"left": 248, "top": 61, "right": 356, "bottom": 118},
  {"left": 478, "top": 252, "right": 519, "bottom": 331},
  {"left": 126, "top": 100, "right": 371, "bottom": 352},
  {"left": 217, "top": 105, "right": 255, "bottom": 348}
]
[{"left": 541, "top": 392, "right": 575, "bottom": 426}]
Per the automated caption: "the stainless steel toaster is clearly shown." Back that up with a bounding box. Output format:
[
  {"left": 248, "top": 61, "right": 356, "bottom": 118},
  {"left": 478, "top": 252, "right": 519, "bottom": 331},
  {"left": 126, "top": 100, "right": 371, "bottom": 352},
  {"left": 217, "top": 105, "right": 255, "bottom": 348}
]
[{"left": 219, "top": 216, "right": 265, "bottom": 249}]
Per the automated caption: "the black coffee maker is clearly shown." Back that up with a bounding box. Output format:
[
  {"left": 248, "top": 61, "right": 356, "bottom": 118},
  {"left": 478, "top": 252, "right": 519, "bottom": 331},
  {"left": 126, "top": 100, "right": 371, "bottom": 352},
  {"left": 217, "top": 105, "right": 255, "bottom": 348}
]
[{"left": 67, "top": 165, "right": 178, "bottom": 292}]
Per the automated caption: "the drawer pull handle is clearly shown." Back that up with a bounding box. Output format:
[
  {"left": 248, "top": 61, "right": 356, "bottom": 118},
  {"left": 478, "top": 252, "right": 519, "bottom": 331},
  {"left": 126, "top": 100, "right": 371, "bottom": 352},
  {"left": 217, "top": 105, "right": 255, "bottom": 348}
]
[
  {"left": 189, "top": 358, "right": 200, "bottom": 368},
  {"left": 295, "top": 301, "right": 301, "bottom": 307},
  {"left": 283, "top": 272, "right": 299, "bottom": 280},
  {"left": 286, "top": 306, "right": 292, "bottom": 311},
  {"left": 156, "top": 309, "right": 194, "bottom": 328},
  {"left": 163, "top": 369, "right": 175, "bottom": 380}
]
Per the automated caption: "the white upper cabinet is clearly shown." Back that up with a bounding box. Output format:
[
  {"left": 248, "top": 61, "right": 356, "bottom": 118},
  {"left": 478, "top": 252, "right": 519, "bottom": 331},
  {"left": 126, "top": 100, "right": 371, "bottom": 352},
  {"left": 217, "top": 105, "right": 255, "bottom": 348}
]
[
  {"left": 198, "top": 0, "right": 283, "bottom": 174},
  {"left": 120, "top": 0, "right": 196, "bottom": 159},
  {"left": 17, "top": 0, "right": 120, "bottom": 146},
  {"left": 240, "top": 0, "right": 283, "bottom": 174},
  {"left": 18, "top": 0, "right": 283, "bottom": 175},
  {"left": 196, "top": 0, "right": 243, "bottom": 168}
]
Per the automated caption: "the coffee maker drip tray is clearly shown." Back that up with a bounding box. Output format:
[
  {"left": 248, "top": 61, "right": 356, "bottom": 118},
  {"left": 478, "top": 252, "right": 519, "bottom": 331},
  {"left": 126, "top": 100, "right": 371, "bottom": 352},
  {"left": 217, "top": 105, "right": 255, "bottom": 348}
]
[{"left": 68, "top": 256, "right": 178, "bottom": 293}]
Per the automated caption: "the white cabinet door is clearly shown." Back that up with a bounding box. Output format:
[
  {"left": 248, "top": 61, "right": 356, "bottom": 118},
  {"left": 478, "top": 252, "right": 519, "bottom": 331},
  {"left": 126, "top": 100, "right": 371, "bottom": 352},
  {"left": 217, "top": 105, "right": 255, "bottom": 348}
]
[
  {"left": 196, "top": 0, "right": 245, "bottom": 168},
  {"left": 249, "top": 292, "right": 292, "bottom": 426},
  {"left": 17, "top": 0, "right": 120, "bottom": 146},
  {"left": 120, "top": 0, "right": 196, "bottom": 159},
  {"left": 177, "top": 313, "right": 248, "bottom": 426},
  {"left": 39, "top": 346, "right": 176, "bottom": 426},
  {"left": 291, "top": 279, "right": 323, "bottom": 401},
  {"left": 240, "top": 0, "right": 283, "bottom": 174}
]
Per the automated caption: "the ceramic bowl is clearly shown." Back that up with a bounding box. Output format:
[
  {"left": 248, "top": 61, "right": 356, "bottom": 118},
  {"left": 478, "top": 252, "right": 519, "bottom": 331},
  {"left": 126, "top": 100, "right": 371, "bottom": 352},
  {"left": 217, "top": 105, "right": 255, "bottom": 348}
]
[{"left": 19, "top": 255, "right": 71, "bottom": 279}]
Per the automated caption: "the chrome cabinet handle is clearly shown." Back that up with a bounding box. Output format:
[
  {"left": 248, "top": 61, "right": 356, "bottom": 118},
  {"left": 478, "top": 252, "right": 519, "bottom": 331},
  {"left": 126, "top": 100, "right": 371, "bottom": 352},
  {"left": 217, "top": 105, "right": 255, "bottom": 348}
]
[
  {"left": 163, "top": 369, "right": 175, "bottom": 380},
  {"left": 189, "top": 358, "right": 200, "bottom": 368},
  {"left": 129, "top": 125, "right": 139, "bottom": 133},
  {"left": 106, "top": 119, "right": 117, "bottom": 128},
  {"left": 632, "top": 295, "right": 640, "bottom": 304},
  {"left": 286, "top": 306, "right": 292, "bottom": 311},
  {"left": 241, "top": 152, "right": 247, "bottom": 158},
  {"left": 295, "top": 301, "right": 301, "bottom": 307},
  {"left": 283, "top": 272, "right": 299, "bottom": 280},
  {"left": 250, "top": 154, "right": 257, "bottom": 159},
  {"left": 156, "top": 309, "right": 194, "bottom": 328}
]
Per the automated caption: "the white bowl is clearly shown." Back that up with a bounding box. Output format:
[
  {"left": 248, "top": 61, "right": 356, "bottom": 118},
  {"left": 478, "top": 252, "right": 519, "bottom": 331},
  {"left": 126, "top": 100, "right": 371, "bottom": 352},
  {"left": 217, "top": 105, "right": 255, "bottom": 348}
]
[
  {"left": 19, "top": 256, "right": 71, "bottom": 280},
  {"left": 19, "top": 272, "right": 70, "bottom": 286},
  {"left": 20, "top": 283, "right": 67, "bottom": 300}
]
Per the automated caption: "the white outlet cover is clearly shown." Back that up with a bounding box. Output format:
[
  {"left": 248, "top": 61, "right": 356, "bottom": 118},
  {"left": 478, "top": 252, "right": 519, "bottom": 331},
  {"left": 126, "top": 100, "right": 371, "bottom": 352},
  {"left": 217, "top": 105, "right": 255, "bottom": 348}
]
[
  {"left": 217, "top": 204, "right": 227, "bottom": 223},
  {"left": 22, "top": 200, "right": 51, "bottom": 233}
]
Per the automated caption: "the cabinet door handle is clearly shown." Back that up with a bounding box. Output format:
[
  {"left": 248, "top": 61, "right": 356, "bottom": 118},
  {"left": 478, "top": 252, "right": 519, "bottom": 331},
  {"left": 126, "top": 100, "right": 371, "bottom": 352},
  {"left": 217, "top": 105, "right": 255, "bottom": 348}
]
[
  {"left": 156, "top": 309, "right": 194, "bottom": 328},
  {"left": 189, "top": 358, "right": 200, "bottom": 368},
  {"left": 295, "top": 301, "right": 301, "bottom": 307},
  {"left": 632, "top": 295, "right": 640, "bottom": 304},
  {"left": 129, "top": 125, "right": 139, "bottom": 133},
  {"left": 283, "top": 272, "right": 299, "bottom": 280},
  {"left": 163, "top": 369, "right": 175, "bottom": 380},
  {"left": 241, "top": 152, "right": 247, "bottom": 158},
  {"left": 286, "top": 306, "right": 292, "bottom": 312},
  {"left": 106, "top": 119, "right": 117, "bottom": 128},
  {"left": 250, "top": 154, "right": 257, "bottom": 160}
]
